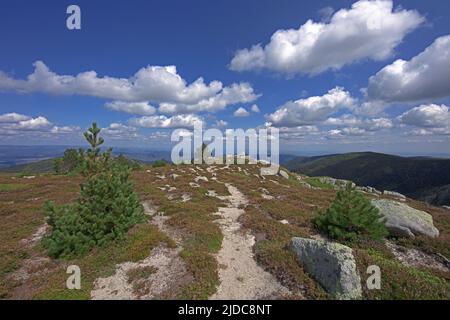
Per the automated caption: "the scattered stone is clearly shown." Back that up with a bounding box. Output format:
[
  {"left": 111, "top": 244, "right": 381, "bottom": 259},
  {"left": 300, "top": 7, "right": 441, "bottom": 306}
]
[
  {"left": 318, "top": 177, "right": 355, "bottom": 189},
  {"left": 372, "top": 199, "right": 439, "bottom": 238},
  {"left": 279, "top": 170, "right": 289, "bottom": 179},
  {"left": 194, "top": 176, "right": 209, "bottom": 183},
  {"left": 142, "top": 201, "right": 157, "bottom": 216},
  {"left": 181, "top": 194, "right": 191, "bottom": 202},
  {"left": 170, "top": 174, "right": 180, "bottom": 180},
  {"left": 298, "top": 181, "right": 312, "bottom": 189},
  {"left": 207, "top": 190, "right": 218, "bottom": 197},
  {"left": 290, "top": 237, "right": 362, "bottom": 300},
  {"left": 22, "top": 176, "right": 36, "bottom": 180},
  {"left": 279, "top": 219, "right": 289, "bottom": 225},
  {"left": 189, "top": 182, "right": 200, "bottom": 188},
  {"left": 156, "top": 175, "right": 166, "bottom": 180},
  {"left": 167, "top": 194, "right": 177, "bottom": 200}
]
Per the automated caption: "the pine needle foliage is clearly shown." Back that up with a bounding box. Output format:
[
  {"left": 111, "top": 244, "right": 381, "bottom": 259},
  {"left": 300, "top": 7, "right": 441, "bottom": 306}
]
[
  {"left": 313, "top": 184, "right": 388, "bottom": 241},
  {"left": 43, "top": 123, "right": 145, "bottom": 259}
]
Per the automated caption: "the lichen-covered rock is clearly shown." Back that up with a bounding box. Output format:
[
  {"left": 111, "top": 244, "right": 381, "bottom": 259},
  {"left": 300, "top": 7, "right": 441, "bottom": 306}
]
[
  {"left": 290, "top": 237, "right": 362, "bottom": 300},
  {"left": 372, "top": 199, "right": 439, "bottom": 238}
]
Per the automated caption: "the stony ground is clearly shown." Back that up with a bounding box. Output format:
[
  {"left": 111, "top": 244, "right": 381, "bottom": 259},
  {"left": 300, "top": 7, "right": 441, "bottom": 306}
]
[{"left": 0, "top": 163, "right": 449, "bottom": 300}]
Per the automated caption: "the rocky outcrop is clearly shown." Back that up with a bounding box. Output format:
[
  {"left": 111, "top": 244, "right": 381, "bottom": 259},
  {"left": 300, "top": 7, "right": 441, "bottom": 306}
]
[
  {"left": 356, "top": 186, "right": 382, "bottom": 195},
  {"left": 290, "top": 238, "right": 362, "bottom": 300},
  {"left": 318, "top": 177, "right": 355, "bottom": 189},
  {"left": 383, "top": 190, "right": 407, "bottom": 201},
  {"left": 372, "top": 199, "right": 439, "bottom": 238}
]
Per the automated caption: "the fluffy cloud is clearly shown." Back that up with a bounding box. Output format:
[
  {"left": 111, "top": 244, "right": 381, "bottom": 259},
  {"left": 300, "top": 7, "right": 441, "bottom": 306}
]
[
  {"left": 102, "top": 123, "right": 139, "bottom": 140},
  {"left": 0, "top": 113, "right": 84, "bottom": 140},
  {"left": 233, "top": 107, "right": 250, "bottom": 117},
  {"left": 276, "top": 125, "right": 319, "bottom": 140},
  {"left": 324, "top": 115, "right": 393, "bottom": 131},
  {"left": 326, "top": 127, "right": 367, "bottom": 139},
  {"left": 399, "top": 104, "right": 450, "bottom": 128},
  {"left": 50, "top": 126, "right": 81, "bottom": 134},
  {"left": 266, "top": 87, "right": 356, "bottom": 127},
  {"left": 367, "top": 35, "right": 450, "bottom": 102},
  {"left": 5, "top": 116, "right": 51, "bottom": 130},
  {"left": 230, "top": 0, "right": 423, "bottom": 75},
  {"left": 215, "top": 120, "right": 228, "bottom": 128},
  {"left": 0, "top": 113, "right": 52, "bottom": 137},
  {"left": 0, "top": 62, "right": 258, "bottom": 113},
  {"left": 0, "top": 112, "right": 31, "bottom": 123},
  {"left": 158, "top": 83, "right": 259, "bottom": 114},
  {"left": 129, "top": 114, "right": 203, "bottom": 129},
  {"left": 251, "top": 104, "right": 260, "bottom": 113},
  {"left": 104, "top": 101, "right": 156, "bottom": 116}
]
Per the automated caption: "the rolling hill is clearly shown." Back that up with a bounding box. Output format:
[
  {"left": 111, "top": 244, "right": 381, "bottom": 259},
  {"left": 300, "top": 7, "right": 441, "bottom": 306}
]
[{"left": 285, "top": 152, "right": 450, "bottom": 206}]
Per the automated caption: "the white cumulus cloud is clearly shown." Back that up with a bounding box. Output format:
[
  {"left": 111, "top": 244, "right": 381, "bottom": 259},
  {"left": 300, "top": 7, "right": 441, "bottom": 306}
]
[
  {"left": 0, "top": 62, "right": 258, "bottom": 113},
  {"left": 158, "top": 83, "right": 259, "bottom": 114},
  {"left": 233, "top": 107, "right": 250, "bottom": 117},
  {"left": 366, "top": 35, "right": 450, "bottom": 103},
  {"left": 104, "top": 101, "right": 156, "bottom": 116},
  {"left": 0, "top": 112, "right": 31, "bottom": 123},
  {"left": 251, "top": 104, "right": 260, "bottom": 113},
  {"left": 399, "top": 104, "right": 450, "bottom": 128},
  {"left": 266, "top": 87, "right": 356, "bottom": 127},
  {"left": 230, "top": 0, "right": 423, "bottom": 76},
  {"left": 129, "top": 114, "right": 203, "bottom": 129},
  {"left": 102, "top": 123, "right": 140, "bottom": 140}
]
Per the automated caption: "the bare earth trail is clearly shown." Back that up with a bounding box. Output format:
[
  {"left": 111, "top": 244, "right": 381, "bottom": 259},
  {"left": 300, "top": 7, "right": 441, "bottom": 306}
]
[
  {"left": 210, "top": 182, "right": 290, "bottom": 300},
  {"left": 90, "top": 169, "right": 289, "bottom": 300}
]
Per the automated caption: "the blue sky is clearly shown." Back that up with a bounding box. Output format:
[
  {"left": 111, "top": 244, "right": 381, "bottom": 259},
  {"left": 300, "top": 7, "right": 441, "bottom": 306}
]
[{"left": 1, "top": 0, "right": 450, "bottom": 155}]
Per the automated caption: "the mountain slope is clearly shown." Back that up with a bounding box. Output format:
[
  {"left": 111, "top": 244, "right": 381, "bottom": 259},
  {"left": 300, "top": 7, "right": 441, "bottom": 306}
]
[
  {"left": 1, "top": 163, "right": 449, "bottom": 300},
  {"left": 286, "top": 152, "right": 450, "bottom": 206}
]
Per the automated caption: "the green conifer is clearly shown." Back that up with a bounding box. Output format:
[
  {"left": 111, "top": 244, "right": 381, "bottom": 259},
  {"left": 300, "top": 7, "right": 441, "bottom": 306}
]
[
  {"left": 43, "top": 123, "right": 145, "bottom": 258},
  {"left": 313, "top": 184, "right": 388, "bottom": 241}
]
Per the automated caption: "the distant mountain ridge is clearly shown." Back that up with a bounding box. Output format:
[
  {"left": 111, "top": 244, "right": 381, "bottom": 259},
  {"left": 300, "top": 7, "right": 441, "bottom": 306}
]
[
  {"left": 285, "top": 152, "right": 450, "bottom": 206},
  {"left": 0, "top": 145, "right": 171, "bottom": 171}
]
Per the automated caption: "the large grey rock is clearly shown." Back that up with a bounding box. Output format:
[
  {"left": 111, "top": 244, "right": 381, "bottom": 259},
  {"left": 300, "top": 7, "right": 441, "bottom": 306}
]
[
  {"left": 372, "top": 199, "right": 439, "bottom": 238},
  {"left": 290, "top": 238, "right": 362, "bottom": 300}
]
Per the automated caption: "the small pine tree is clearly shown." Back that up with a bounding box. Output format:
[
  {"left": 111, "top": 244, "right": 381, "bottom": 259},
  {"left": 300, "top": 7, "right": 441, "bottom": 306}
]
[
  {"left": 43, "top": 122, "right": 145, "bottom": 258},
  {"left": 313, "top": 184, "right": 388, "bottom": 241}
]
